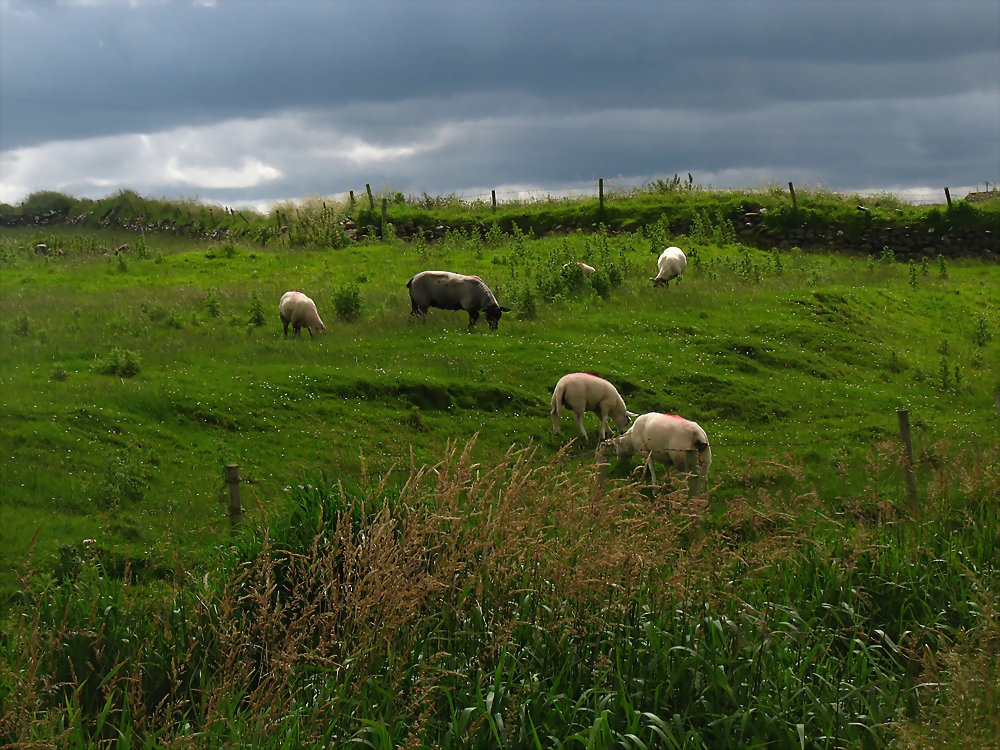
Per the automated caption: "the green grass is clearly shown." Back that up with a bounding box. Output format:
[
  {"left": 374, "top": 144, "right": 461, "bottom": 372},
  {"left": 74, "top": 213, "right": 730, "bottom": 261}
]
[
  {"left": 1, "top": 225, "right": 998, "bottom": 596},
  {"left": 1, "top": 218, "right": 998, "bottom": 745}
]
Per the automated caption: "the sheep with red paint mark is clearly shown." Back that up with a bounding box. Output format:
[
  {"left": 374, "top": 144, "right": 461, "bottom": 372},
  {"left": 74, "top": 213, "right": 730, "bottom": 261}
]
[
  {"left": 651, "top": 247, "right": 687, "bottom": 288},
  {"left": 551, "top": 372, "right": 638, "bottom": 442},
  {"left": 279, "top": 291, "right": 326, "bottom": 337},
  {"left": 562, "top": 261, "right": 596, "bottom": 276},
  {"left": 613, "top": 412, "right": 712, "bottom": 485}
]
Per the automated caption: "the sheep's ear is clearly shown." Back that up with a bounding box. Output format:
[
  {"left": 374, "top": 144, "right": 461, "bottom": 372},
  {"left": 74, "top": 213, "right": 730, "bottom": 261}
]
[
  {"left": 498, "top": 306, "right": 512, "bottom": 312},
  {"left": 625, "top": 410, "right": 639, "bottom": 419}
]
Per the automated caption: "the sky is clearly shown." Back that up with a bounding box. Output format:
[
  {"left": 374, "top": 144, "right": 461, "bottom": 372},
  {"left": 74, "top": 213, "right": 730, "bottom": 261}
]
[{"left": 1, "top": 0, "right": 998, "bottom": 208}]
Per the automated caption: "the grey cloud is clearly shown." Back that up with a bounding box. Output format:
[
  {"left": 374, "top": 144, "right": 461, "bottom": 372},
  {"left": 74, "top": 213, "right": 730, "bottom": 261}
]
[{"left": 0, "top": 0, "right": 996, "bottom": 201}]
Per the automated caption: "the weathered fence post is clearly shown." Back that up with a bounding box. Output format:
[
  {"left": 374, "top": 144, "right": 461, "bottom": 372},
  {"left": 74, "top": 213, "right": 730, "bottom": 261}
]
[
  {"left": 225, "top": 463, "right": 244, "bottom": 522},
  {"left": 491, "top": 190, "right": 497, "bottom": 212},
  {"left": 896, "top": 409, "right": 920, "bottom": 519},
  {"left": 381, "top": 197, "right": 388, "bottom": 239},
  {"left": 788, "top": 181, "right": 798, "bottom": 210},
  {"left": 685, "top": 449, "right": 701, "bottom": 498},
  {"left": 366, "top": 184, "right": 375, "bottom": 211},
  {"left": 944, "top": 187, "right": 952, "bottom": 209},
  {"left": 599, "top": 178, "right": 604, "bottom": 214},
  {"left": 349, "top": 190, "right": 355, "bottom": 209}
]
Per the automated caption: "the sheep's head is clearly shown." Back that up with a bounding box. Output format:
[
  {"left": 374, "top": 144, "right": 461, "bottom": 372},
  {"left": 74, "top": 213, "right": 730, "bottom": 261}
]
[{"left": 613, "top": 433, "right": 634, "bottom": 459}]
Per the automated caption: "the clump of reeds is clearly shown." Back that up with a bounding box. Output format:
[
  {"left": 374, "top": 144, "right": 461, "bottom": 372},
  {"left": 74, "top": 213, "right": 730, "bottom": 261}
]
[{"left": 2, "top": 441, "right": 998, "bottom": 747}]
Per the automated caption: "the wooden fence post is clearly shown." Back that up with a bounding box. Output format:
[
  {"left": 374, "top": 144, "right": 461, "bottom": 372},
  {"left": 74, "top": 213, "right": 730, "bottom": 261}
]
[
  {"left": 381, "top": 198, "right": 388, "bottom": 239},
  {"left": 349, "top": 190, "right": 355, "bottom": 208},
  {"left": 599, "top": 178, "right": 604, "bottom": 214},
  {"left": 225, "top": 463, "right": 244, "bottom": 522},
  {"left": 944, "top": 187, "right": 952, "bottom": 209},
  {"left": 788, "top": 181, "right": 798, "bottom": 210},
  {"left": 685, "top": 450, "right": 701, "bottom": 497},
  {"left": 366, "top": 184, "right": 375, "bottom": 211},
  {"left": 896, "top": 409, "right": 920, "bottom": 519},
  {"left": 491, "top": 190, "right": 496, "bottom": 212}
]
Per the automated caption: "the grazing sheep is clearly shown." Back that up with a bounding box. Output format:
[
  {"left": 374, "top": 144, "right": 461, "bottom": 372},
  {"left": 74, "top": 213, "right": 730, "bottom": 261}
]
[
  {"left": 279, "top": 291, "right": 326, "bottom": 337},
  {"left": 613, "top": 412, "right": 712, "bottom": 485},
  {"left": 563, "top": 261, "right": 596, "bottom": 276},
  {"left": 406, "top": 271, "right": 511, "bottom": 330},
  {"left": 651, "top": 247, "right": 687, "bottom": 288},
  {"left": 551, "top": 372, "right": 637, "bottom": 442}
]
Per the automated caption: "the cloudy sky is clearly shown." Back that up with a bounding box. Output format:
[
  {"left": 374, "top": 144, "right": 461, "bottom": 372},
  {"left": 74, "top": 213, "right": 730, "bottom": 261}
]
[{"left": 1, "top": 0, "right": 997, "bottom": 207}]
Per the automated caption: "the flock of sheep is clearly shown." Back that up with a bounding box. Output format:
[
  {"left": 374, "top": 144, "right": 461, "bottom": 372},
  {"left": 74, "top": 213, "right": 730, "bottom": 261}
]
[{"left": 277, "top": 246, "right": 709, "bottom": 485}]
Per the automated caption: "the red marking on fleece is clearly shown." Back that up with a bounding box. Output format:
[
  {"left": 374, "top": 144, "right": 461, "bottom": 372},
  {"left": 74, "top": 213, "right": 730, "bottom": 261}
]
[{"left": 573, "top": 372, "right": 603, "bottom": 380}]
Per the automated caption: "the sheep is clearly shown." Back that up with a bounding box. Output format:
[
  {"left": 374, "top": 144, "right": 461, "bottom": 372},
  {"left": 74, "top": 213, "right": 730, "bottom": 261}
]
[
  {"left": 279, "top": 291, "right": 326, "bottom": 337},
  {"left": 407, "top": 271, "right": 511, "bottom": 330},
  {"left": 562, "top": 261, "right": 596, "bottom": 276},
  {"left": 551, "top": 372, "right": 637, "bottom": 442},
  {"left": 612, "top": 412, "right": 712, "bottom": 485},
  {"left": 651, "top": 246, "right": 687, "bottom": 288}
]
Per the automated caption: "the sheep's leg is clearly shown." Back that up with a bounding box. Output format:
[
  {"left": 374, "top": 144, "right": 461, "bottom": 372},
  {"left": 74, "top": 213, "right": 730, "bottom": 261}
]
[
  {"left": 573, "top": 411, "right": 588, "bottom": 442},
  {"left": 599, "top": 409, "right": 610, "bottom": 441},
  {"left": 647, "top": 457, "right": 657, "bottom": 486},
  {"left": 282, "top": 320, "right": 289, "bottom": 337},
  {"left": 467, "top": 310, "right": 480, "bottom": 329},
  {"left": 307, "top": 327, "right": 314, "bottom": 338}
]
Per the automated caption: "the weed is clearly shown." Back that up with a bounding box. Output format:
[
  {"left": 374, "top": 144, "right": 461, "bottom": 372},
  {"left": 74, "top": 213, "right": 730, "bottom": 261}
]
[
  {"left": 954, "top": 365, "right": 963, "bottom": 391},
  {"left": 469, "top": 228, "right": 484, "bottom": 260},
  {"left": 880, "top": 245, "right": 895, "bottom": 264},
  {"left": 247, "top": 291, "right": 267, "bottom": 329},
  {"left": 12, "top": 309, "right": 29, "bottom": 336},
  {"left": 606, "top": 262, "right": 624, "bottom": 288},
  {"left": 153, "top": 251, "right": 164, "bottom": 264},
  {"left": 412, "top": 228, "right": 428, "bottom": 260},
  {"left": 205, "top": 287, "right": 223, "bottom": 318},
  {"left": 938, "top": 253, "right": 948, "bottom": 278},
  {"left": 165, "top": 307, "right": 185, "bottom": 329},
  {"left": 97, "top": 440, "right": 151, "bottom": 507},
  {"left": 223, "top": 242, "right": 237, "bottom": 259},
  {"left": 972, "top": 314, "right": 992, "bottom": 347},
  {"left": 510, "top": 279, "right": 537, "bottom": 320},
  {"left": 866, "top": 255, "right": 877, "bottom": 273},
  {"left": 50, "top": 362, "right": 68, "bottom": 381},
  {"left": 485, "top": 221, "right": 505, "bottom": 247},
  {"left": 135, "top": 233, "right": 149, "bottom": 260},
  {"left": 95, "top": 347, "right": 141, "bottom": 377},
  {"left": 938, "top": 340, "right": 949, "bottom": 356},
  {"left": 908, "top": 259, "right": 917, "bottom": 287},
  {"left": 590, "top": 268, "right": 612, "bottom": 300},
  {"left": 921, "top": 256, "right": 930, "bottom": 276},
  {"left": 888, "top": 350, "right": 906, "bottom": 373},
  {"left": 939, "top": 356, "right": 952, "bottom": 391},
  {"left": 117, "top": 252, "right": 129, "bottom": 272},
  {"left": 333, "top": 283, "right": 363, "bottom": 322}
]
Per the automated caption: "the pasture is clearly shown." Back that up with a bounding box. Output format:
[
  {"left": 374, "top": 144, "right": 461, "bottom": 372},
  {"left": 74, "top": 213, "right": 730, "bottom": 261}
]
[{"left": 1, "top": 213, "right": 999, "bottom": 746}]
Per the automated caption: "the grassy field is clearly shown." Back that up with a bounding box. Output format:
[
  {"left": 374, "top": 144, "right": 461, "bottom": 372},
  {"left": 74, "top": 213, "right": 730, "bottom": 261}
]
[{"left": 1, "top": 211, "right": 999, "bottom": 745}]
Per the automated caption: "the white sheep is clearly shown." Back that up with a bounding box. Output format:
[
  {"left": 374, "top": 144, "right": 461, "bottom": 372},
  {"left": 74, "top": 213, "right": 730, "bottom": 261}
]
[
  {"left": 563, "top": 261, "right": 596, "bottom": 276},
  {"left": 651, "top": 247, "right": 687, "bottom": 288},
  {"left": 613, "top": 412, "right": 712, "bottom": 485},
  {"left": 279, "top": 291, "right": 326, "bottom": 337},
  {"left": 551, "top": 373, "right": 637, "bottom": 442}
]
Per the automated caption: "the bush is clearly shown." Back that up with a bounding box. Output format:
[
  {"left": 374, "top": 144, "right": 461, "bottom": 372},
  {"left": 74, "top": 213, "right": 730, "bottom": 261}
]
[
  {"left": 135, "top": 234, "right": 149, "bottom": 260},
  {"left": 247, "top": 291, "right": 267, "bottom": 329},
  {"left": 50, "top": 363, "right": 69, "bottom": 381},
  {"left": 561, "top": 262, "right": 587, "bottom": 294},
  {"left": 205, "top": 287, "right": 223, "bottom": 318},
  {"left": 12, "top": 310, "right": 29, "bottom": 337},
  {"left": 607, "top": 262, "right": 624, "bottom": 288},
  {"left": 510, "top": 280, "right": 537, "bottom": 320},
  {"left": 590, "top": 269, "right": 612, "bottom": 300},
  {"left": 333, "top": 283, "right": 362, "bottom": 322},
  {"left": 972, "top": 314, "right": 992, "bottom": 347},
  {"left": 96, "top": 348, "right": 141, "bottom": 377},
  {"left": 98, "top": 441, "right": 151, "bottom": 507}
]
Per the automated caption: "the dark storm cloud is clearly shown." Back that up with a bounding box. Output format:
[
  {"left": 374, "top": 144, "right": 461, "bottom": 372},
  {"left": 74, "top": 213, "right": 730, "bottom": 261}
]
[{"left": 1, "top": 0, "right": 997, "bottom": 203}]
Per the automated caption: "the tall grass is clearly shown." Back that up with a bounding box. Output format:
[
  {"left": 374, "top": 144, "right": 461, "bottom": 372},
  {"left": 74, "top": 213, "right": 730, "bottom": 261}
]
[{"left": 3, "top": 438, "right": 997, "bottom": 747}]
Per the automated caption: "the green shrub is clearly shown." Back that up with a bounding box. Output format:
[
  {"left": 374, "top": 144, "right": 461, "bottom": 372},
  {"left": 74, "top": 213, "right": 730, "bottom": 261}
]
[
  {"left": 333, "top": 283, "right": 363, "bottom": 322},
  {"left": 165, "top": 308, "right": 185, "bottom": 329},
  {"left": 247, "top": 291, "right": 267, "bottom": 329},
  {"left": 50, "top": 363, "right": 69, "bottom": 381},
  {"left": 880, "top": 245, "right": 895, "bottom": 264},
  {"left": 561, "top": 262, "right": 587, "bottom": 294},
  {"left": 510, "top": 280, "right": 537, "bottom": 320},
  {"left": 12, "top": 310, "right": 29, "bottom": 336},
  {"left": 135, "top": 233, "right": 149, "bottom": 260},
  {"left": 96, "top": 347, "right": 141, "bottom": 378},
  {"left": 205, "top": 287, "right": 223, "bottom": 318},
  {"left": 590, "top": 268, "right": 612, "bottom": 300},
  {"left": 908, "top": 259, "right": 918, "bottom": 287},
  {"left": 98, "top": 442, "right": 151, "bottom": 507},
  {"left": 485, "top": 221, "right": 505, "bottom": 247},
  {"left": 972, "top": 314, "right": 992, "bottom": 347},
  {"left": 116, "top": 253, "right": 129, "bottom": 272},
  {"left": 938, "top": 254, "right": 948, "bottom": 278}
]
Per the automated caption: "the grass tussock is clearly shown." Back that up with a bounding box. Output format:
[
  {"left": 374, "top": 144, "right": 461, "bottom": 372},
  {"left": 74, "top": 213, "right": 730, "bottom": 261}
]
[{"left": 2, "top": 439, "right": 998, "bottom": 747}]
